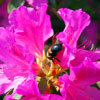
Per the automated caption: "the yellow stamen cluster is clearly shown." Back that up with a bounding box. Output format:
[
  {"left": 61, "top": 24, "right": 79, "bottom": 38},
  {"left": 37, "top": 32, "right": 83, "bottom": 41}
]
[{"left": 35, "top": 50, "right": 67, "bottom": 93}]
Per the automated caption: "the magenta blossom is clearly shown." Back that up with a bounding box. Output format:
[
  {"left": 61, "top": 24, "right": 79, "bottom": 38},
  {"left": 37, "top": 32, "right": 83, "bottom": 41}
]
[
  {"left": 9, "top": 3, "right": 100, "bottom": 84},
  {"left": 27, "top": 0, "right": 48, "bottom": 9},
  {"left": 0, "top": 4, "right": 53, "bottom": 94},
  {"left": 0, "top": 3, "right": 100, "bottom": 100}
]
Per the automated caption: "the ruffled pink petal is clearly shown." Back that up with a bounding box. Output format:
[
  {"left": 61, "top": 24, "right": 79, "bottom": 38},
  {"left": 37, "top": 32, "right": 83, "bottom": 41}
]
[
  {"left": 85, "top": 87, "right": 100, "bottom": 100},
  {"left": 16, "top": 80, "right": 40, "bottom": 96},
  {"left": 70, "top": 57, "right": 100, "bottom": 86},
  {"left": 71, "top": 49, "right": 100, "bottom": 66},
  {"left": 57, "top": 8, "right": 90, "bottom": 48},
  {"left": 59, "top": 74, "right": 100, "bottom": 100},
  {"left": 0, "top": 27, "right": 31, "bottom": 80},
  {"left": 9, "top": 5, "right": 53, "bottom": 57},
  {"left": 66, "top": 86, "right": 100, "bottom": 100},
  {"left": 0, "top": 70, "right": 25, "bottom": 94},
  {"left": 27, "top": 0, "right": 48, "bottom": 9}
]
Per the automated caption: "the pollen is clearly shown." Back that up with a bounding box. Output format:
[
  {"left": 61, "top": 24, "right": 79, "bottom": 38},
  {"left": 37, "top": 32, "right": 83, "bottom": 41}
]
[{"left": 34, "top": 50, "right": 67, "bottom": 94}]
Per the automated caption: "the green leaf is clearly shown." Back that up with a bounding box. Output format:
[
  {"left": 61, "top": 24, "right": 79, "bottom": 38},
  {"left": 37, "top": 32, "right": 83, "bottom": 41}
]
[
  {"left": 7, "top": 89, "right": 13, "bottom": 95},
  {"left": 3, "top": 89, "right": 13, "bottom": 100},
  {"left": 8, "top": 0, "right": 25, "bottom": 13},
  {"left": 96, "top": 81, "right": 100, "bottom": 89},
  {"left": 12, "top": 94, "right": 24, "bottom": 99}
]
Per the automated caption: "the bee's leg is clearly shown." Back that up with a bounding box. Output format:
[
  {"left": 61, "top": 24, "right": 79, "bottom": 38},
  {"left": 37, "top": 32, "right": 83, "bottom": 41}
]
[{"left": 54, "top": 57, "right": 60, "bottom": 62}]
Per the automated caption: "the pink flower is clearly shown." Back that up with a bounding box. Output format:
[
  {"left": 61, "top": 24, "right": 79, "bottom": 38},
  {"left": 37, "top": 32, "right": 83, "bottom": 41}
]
[
  {"left": 59, "top": 57, "right": 100, "bottom": 100},
  {"left": 0, "top": 4, "right": 53, "bottom": 94},
  {"left": 27, "top": 0, "right": 48, "bottom": 9},
  {"left": 0, "top": 4, "right": 100, "bottom": 100}
]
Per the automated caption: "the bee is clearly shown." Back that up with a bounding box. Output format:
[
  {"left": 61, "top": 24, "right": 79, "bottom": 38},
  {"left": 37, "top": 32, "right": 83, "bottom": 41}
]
[{"left": 47, "top": 44, "right": 63, "bottom": 62}]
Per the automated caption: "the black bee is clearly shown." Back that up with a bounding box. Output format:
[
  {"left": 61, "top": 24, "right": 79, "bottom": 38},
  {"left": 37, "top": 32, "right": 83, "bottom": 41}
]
[{"left": 47, "top": 44, "right": 63, "bottom": 62}]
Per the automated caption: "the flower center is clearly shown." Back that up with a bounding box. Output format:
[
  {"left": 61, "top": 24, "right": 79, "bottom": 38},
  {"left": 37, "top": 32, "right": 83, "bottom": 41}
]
[{"left": 35, "top": 50, "right": 67, "bottom": 94}]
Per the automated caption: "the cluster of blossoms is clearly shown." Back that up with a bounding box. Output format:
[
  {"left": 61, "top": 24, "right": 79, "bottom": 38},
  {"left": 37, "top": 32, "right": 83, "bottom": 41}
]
[{"left": 0, "top": 1, "right": 100, "bottom": 100}]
